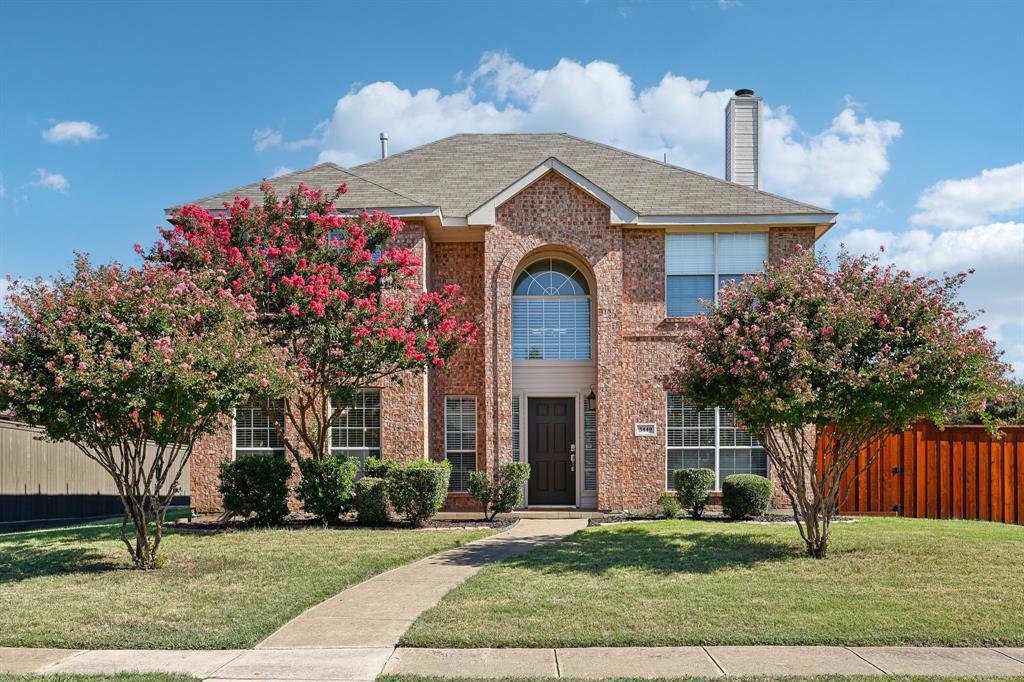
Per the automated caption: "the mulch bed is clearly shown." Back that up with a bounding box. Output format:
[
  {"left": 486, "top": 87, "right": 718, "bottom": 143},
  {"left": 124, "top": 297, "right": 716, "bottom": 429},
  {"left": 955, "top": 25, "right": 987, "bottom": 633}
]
[
  {"left": 168, "top": 515, "right": 512, "bottom": 534},
  {"left": 589, "top": 510, "right": 854, "bottom": 526}
]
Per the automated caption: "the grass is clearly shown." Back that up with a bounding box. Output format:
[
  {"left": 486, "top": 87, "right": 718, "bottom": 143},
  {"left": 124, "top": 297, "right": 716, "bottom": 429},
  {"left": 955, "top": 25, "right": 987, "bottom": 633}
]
[
  {"left": 0, "top": 518, "right": 493, "bottom": 649},
  {"left": 401, "top": 517, "right": 1024, "bottom": 648}
]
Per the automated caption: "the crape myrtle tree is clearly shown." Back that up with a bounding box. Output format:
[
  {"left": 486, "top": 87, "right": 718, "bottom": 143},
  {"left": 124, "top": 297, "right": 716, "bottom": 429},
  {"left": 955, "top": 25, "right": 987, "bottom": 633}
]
[
  {"left": 671, "top": 250, "right": 1006, "bottom": 558},
  {"left": 148, "top": 182, "right": 477, "bottom": 468},
  {"left": 0, "top": 258, "right": 278, "bottom": 568}
]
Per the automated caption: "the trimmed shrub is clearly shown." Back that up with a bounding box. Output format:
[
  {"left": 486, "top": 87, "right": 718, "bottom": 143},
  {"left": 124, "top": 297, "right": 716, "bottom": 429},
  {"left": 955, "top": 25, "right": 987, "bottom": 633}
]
[
  {"left": 389, "top": 460, "right": 451, "bottom": 526},
  {"left": 659, "top": 492, "right": 681, "bottom": 519},
  {"left": 468, "top": 462, "right": 531, "bottom": 520},
  {"left": 352, "top": 476, "right": 390, "bottom": 526},
  {"left": 218, "top": 455, "right": 292, "bottom": 526},
  {"left": 363, "top": 456, "right": 400, "bottom": 479},
  {"left": 296, "top": 454, "right": 358, "bottom": 525},
  {"left": 674, "top": 468, "right": 716, "bottom": 519},
  {"left": 722, "top": 474, "right": 774, "bottom": 520}
]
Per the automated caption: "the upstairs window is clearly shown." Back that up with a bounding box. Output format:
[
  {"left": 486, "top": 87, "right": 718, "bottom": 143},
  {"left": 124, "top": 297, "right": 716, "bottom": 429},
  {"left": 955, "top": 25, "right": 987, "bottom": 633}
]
[
  {"left": 512, "top": 258, "right": 591, "bottom": 360},
  {"left": 665, "top": 232, "right": 768, "bottom": 317}
]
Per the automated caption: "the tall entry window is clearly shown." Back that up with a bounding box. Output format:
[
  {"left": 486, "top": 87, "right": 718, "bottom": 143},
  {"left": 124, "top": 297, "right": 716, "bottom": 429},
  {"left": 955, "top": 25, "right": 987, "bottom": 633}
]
[{"left": 512, "top": 258, "right": 591, "bottom": 360}]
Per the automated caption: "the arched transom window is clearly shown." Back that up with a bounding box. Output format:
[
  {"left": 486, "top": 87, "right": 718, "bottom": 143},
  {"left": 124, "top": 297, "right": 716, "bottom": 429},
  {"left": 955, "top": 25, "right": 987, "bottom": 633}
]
[{"left": 512, "top": 258, "right": 591, "bottom": 360}]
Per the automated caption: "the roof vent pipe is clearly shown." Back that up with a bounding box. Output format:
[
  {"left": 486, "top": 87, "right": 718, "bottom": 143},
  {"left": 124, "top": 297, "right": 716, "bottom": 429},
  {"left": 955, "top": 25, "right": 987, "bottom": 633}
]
[{"left": 379, "top": 132, "right": 389, "bottom": 159}]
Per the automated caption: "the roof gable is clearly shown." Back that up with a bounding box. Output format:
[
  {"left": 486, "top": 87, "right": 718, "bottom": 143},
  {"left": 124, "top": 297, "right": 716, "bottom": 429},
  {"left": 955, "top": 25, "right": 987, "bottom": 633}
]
[{"left": 466, "top": 157, "right": 637, "bottom": 226}]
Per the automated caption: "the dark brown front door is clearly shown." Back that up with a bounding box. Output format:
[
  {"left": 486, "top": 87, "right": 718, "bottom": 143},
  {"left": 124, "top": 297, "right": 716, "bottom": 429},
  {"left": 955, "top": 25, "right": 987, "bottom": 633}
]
[{"left": 528, "top": 398, "right": 576, "bottom": 505}]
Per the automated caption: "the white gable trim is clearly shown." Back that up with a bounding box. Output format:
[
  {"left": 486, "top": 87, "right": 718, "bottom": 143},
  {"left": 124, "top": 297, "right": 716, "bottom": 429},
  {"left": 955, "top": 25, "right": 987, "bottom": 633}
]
[{"left": 466, "top": 157, "right": 638, "bottom": 226}]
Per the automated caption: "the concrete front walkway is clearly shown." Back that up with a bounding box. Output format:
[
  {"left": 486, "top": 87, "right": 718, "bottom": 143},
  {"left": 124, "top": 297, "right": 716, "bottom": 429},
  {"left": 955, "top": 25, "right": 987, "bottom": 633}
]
[
  {"left": 4, "top": 645, "right": 1024, "bottom": 679},
  {"left": 258, "top": 518, "right": 588, "bottom": 649}
]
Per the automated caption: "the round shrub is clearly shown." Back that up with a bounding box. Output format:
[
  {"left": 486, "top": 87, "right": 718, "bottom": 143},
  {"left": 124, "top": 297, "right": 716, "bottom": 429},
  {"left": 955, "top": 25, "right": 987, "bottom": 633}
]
[
  {"left": 218, "top": 455, "right": 292, "bottom": 526},
  {"left": 363, "top": 456, "right": 400, "bottom": 479},
  {"left": 296, "top": 454, "right": 358, "bottom": 525},
  {"left": 722, "top": 474, "right": 774, "bottom": 520},
  {"left": 468, "top": 462, "right": 530, "bottom": 520},
  {"left": 674, "top": 468, "right": 716, "bottom": 519},
  {"left": 659, "top": 492, "right": 681, "bottom": 519},
  {"left": 389, "top": 460, "right": 451, "bottom": 526},
  {"left": 352, "top": 476, "right": 390, "bottom": 526}
]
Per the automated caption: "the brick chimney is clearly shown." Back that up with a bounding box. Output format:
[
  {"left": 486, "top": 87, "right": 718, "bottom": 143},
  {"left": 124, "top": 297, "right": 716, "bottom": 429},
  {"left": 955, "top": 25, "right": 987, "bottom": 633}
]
[{"left": 725, "top": 88, "right": 762, "bottom": 189}]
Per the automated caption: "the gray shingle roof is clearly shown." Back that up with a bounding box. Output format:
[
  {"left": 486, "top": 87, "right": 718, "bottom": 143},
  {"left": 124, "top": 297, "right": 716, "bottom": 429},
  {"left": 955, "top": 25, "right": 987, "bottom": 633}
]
[
  {"left": 181, "top": 133, "right": 834, "bottom": 219},
  {"left": 179, "top": 164, "right": 430, "bottom": 212}
]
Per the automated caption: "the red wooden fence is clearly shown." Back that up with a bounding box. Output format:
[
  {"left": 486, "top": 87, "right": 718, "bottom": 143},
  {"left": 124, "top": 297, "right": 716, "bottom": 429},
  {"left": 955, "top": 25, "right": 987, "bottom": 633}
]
[{"left": 825, "top": 423, "right": 1023, "bottom": 524}]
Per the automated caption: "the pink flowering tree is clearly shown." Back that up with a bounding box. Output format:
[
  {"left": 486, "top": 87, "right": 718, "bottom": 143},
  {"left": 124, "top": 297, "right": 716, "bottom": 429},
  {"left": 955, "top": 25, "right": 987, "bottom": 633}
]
[
  {"left": 0, "top": 258, "right": 277, "bottom": 568},
  {"left": 148, "top": 182, "right": 476, "bottom": 468},
  {"left": 671, "top": 250, "right": 1006, "bottom": 558}
]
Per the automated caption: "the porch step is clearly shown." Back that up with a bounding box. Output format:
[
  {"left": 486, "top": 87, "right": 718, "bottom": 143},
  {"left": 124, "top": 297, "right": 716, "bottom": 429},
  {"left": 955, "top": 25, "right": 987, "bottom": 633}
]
[{"left": 435, "top": 510, "right": 605, "bottom": 521}]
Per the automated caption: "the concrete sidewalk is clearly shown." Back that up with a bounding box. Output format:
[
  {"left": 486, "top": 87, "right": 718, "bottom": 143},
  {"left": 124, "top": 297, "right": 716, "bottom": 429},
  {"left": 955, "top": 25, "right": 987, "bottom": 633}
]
[
  {"left": 4, "top": 645, "right": 1024, "bottom": 679},
  {"left": 257, "top": 518, "right": 588, "bottom": 649}
]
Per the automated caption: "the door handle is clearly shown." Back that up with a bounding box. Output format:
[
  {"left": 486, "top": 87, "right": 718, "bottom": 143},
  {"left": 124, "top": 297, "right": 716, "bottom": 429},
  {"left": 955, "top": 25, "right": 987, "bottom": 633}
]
[{"left": 570, "top": 453, "right": 576, "bottom": 472}]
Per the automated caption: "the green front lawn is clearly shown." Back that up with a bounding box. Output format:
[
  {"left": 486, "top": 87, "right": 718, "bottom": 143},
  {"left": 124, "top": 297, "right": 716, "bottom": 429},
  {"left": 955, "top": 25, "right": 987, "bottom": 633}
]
[
  {"left": 401, "top": 517, "right": 1024, "bottom": 648},
  {"left": 0, "top": 519, "right": 493, "bottom": 649}
]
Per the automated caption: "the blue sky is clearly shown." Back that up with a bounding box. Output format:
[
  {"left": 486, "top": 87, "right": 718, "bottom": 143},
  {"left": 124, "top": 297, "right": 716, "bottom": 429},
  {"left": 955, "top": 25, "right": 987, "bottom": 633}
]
[{"left": 1, "top": 0, "right": 1022, "bottom": 371}]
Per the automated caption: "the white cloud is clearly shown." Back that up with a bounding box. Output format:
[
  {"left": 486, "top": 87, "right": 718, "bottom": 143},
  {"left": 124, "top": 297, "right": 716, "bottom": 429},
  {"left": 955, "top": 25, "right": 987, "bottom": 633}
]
[
  {"left": 314, "top": 52, "right": 901, "bottom": 207},
  {"left": 253, "top": 126, "right": 321, "bottom": 152},
  {"left": 910, "top": 162, "right": 1024, "bottom": 229},
  {"left": 0, "top": 182, "right": 5, "bottom": 199},
  {"left": 270, "top": 166, "right": 295, "bottom": 178},
  {"left": 833, "top": 221, "right": 1024, "bottom": 376},
  {"left": 31, "top": 169, "right": 69, "bottom": 194},
  {"left": 42, "top": 120, "right": 105, "bottom": 144}
]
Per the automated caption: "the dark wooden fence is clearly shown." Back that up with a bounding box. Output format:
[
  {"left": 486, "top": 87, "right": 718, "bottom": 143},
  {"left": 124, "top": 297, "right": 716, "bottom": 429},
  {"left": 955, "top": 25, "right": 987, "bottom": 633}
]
[{"left": 825, "top": 422, "right": 1023, "bottom": 524}]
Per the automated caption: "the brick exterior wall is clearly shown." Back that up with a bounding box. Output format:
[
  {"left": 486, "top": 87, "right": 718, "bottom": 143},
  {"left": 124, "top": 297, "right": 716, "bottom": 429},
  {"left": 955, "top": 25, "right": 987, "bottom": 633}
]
[{"left": 188, "top": 172, "right": 817, "bottom": 514}]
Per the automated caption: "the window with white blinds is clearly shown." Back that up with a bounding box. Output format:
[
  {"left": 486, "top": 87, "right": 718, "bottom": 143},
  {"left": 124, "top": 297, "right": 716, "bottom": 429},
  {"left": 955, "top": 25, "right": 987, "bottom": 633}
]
[
  {"left": 330, "top": 389, "right": 381, "bottom": 467},
  {"left": 234, "top": 398, "right": 286, "bottom": 458},
  {"left": 445, "top": 396, "right": 477, "bottom": 491},
  {"left": 666, "top": 392, "right": 767, "bottom": 489},
  {"left": 512, "top": 258, "right": 592, "bottom": 360},
  {"left": 665, "top": 232, "right": 767, "bottom": 317},
  {"left": 583, "top": 402, "right": 597, "bottom": 491},
  {"left": 511, "top": 397, "right": 521, "bottom": 463}
]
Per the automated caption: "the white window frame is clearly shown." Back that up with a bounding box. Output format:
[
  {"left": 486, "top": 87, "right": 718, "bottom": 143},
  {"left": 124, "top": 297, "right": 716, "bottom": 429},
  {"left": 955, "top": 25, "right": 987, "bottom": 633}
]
[
  {"left": 445, "top": 395, "right": 477, "bottom": 492},
  {"left": 664, "top": 392, "right": 766, "bottom": 491},
  {"left": 233, "top": 398, "right": 286, "bottom": 460},
  {"left": 512, "top": 257, "right": 593, "bottom": 362},
  {"left": 664, "top": 231, "right": 767, "bottom": 318},
  {"left": 329, "top": 388, "right": 382, "bottom": 462}
]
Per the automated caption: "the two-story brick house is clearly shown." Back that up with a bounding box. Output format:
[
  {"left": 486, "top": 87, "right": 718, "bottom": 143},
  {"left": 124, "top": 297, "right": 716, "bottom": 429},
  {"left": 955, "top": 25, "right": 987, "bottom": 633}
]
[{"left": 183, "top": 89, "right": 836, "bottom": 513}]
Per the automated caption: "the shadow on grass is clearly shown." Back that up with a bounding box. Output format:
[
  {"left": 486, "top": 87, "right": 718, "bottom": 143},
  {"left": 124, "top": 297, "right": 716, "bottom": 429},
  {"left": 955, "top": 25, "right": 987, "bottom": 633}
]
[
  {"left": 0, "top": 523, "right": 127, "bottom": 583},
  {"left": 427, "top": 522, "right": 798, "bottom": 576}
]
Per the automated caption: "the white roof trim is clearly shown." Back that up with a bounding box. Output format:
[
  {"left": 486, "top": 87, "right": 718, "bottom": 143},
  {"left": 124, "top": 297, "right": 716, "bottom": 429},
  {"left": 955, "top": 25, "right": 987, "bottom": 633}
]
[
  {"left": 466, "top": 157, "right": 638, "bottom": 226},
  {"left": 634, "top": 213, "right": 836, "bottom": 226}
]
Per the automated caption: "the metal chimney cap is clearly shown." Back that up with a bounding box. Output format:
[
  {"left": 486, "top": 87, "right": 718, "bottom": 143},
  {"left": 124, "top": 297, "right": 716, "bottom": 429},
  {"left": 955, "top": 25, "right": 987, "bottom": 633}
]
[
  {"left": 734, "top": 88, "right": 755, "bottom": 97},
  {"left": 379, "top": 132, "right": 389, "bottom": 140}
]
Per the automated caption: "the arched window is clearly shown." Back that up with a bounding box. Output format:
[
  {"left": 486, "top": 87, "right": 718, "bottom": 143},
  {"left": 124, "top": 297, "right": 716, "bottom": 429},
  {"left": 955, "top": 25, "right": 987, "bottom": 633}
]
[{"left": 512, "top": 258, "right": 591, "bottom": 360}]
